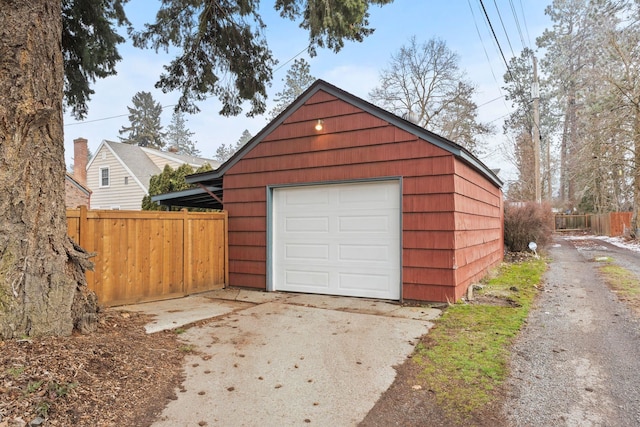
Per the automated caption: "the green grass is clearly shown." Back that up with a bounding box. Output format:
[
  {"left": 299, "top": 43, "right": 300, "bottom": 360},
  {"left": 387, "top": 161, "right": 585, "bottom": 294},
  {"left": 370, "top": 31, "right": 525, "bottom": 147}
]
[
  {"left": 596, "top": 259, "right": 640, "bottom": 299},
  {"left": 7, "top": 365, "right": 25, "bottom": 378},
  {"left": 26, "top": 380, "right": 43, "bottom": 394},
  {"left": 49, "top": 381, "right": 78, "bottom": 398},
  {"left": 412, "top": 256, "right": 547, "bottom": 421},
  {"left": 35, "top": 401, "right": 51, "bottom": 418}
]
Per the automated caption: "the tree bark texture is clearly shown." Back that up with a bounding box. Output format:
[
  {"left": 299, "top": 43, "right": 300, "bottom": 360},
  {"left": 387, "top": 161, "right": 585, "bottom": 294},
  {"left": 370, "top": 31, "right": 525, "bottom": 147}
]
[{"left": 0, "top": 0, "right": 96, "bottom": 338}]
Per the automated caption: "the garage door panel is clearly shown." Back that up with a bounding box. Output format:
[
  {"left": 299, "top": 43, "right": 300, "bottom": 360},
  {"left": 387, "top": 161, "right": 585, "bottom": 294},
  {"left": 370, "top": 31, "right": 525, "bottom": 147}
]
[
  {"left": 338, "top": 184, "right": 394, "bottom": 205},
  {"left": 285, "top": 270, "right": 329, "bottom": 288},
  {"left": 338, "top": 215, "right": 392, "bottom": 233},
  {"left": 339, "top": 244, "right": 390, "bottom": 262},
  {"left": 285, "top": 216, "right": 329, "bottom": 233},
  {"left": 273, "top": 180, "right": 400, "bottom": 300},
  {"left": 284, "top": 187, "right": 330, "bottom": 206},
  {"left": 338, "top": 272, "right": 393, "bottom": 292},
  {"left": 285, "top": 244, "right": 329, "bottom": 261}
]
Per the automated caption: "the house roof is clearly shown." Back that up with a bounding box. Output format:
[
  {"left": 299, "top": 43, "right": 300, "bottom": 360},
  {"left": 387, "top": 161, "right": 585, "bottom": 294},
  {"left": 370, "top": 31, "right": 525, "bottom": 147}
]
[
  {"left": 65, "top": 172, "right": 92, "bottom": 195},
  {"left": 106, "top": 141, "right": 162, "bottom": 189},
  {"left": 88, "top": 140, "right": 218, "bottom": 192},
  {"left": 140, "top": 147, "right": 217, "bottom": 168},
  {"left": 153, "top": 79, "right": 503, "bottom": 209}
]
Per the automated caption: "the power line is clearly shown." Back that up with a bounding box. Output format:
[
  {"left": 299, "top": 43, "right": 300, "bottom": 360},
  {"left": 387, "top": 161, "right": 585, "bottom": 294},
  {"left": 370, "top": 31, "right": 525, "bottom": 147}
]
[
  {"left": 492, "top": 0, "right": 516, "bottom": 58},
  {"left": 517, "top": 0, "right": 533, "bottom": 49},
  {"left": 508, "top": 0, "right": 528, "bottom": 51},
  {"left": 273, "top": 45, "right": 310, "bottom": 73},
  {"left": 478, "top": 95, "right": 505, "bottom": 108},
  {"left": 466, "top": 0, "right": 510, "bottom": 113},
  {"left": 64, "top": 44, "right": 310, "bottom": 128},
  {"left": 478, "top": 0, "right": 514, "bottom": 81},
  {"left": 64, "top": 103, "right": 178, "bottom": 127}
]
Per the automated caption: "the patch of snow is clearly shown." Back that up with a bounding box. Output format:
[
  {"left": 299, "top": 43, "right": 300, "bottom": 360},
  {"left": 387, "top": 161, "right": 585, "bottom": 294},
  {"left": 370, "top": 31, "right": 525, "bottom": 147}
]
[
  {"left": 600, "top": 236, "right": 640, "bottom": 253},
  {"left": 562, "top": 234, "right": 640, "bottom": 253}
]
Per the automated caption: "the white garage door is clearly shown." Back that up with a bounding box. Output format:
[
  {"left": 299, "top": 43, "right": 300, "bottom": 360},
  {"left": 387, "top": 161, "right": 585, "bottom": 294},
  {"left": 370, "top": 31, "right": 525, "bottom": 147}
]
[{"left": 272, "top": 180, "right": 400, "bottom": 300}]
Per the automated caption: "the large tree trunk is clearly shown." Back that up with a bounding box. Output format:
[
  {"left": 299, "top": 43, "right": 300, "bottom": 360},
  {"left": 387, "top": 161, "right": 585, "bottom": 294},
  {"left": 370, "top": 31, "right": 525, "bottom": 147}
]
[{"left": 0, "top": 0, "right": 97, "bottom": 338}]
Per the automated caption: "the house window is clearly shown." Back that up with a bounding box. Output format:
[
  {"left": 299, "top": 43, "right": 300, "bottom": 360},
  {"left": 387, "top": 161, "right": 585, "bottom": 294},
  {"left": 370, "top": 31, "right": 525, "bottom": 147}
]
[
  {"left": 124, "top": 176, "right": 129, "bottom": 185},
  {"left": 100, "top": 167, "right": 110, "bottom": 187}
]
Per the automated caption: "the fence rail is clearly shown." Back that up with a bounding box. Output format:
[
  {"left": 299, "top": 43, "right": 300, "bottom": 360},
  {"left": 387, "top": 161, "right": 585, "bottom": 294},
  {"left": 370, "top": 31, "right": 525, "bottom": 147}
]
[
  {"left": 67, "top": 206, "right": 228, "bottom": 307},
  {"left": 589, "top": 212, "right": 633, "bottom": 237},
  {"left": 554, "top": 212, "right": 632, "bottom": 237}
]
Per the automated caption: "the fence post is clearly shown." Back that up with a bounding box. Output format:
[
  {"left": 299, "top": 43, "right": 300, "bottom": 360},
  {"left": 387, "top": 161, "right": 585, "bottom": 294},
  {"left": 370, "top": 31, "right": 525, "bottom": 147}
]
[
  {"left": 223, "top": 210, "right": 229, "bottom": 287},
  {"left": 79, "top": 205, "right": 88, "bottom": 249},
  {"left": 182, "top": 209, "right": 191, "bottom": 294}
]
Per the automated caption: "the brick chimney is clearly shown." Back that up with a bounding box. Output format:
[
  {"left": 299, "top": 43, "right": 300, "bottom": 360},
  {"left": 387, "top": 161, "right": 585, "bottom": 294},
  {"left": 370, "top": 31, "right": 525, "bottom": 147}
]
[{"left": 73, "top": 137, "right": 88, "bottom": 187}]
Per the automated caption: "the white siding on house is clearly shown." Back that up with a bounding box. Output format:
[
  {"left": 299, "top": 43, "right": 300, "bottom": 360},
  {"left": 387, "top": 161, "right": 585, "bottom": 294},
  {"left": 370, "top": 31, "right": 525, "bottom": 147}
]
[
  {"left": 84, "top": 140, "right": 216, "bottom": 211},
  {"left": 88, "top": 145, "right": 148, "bottom": 210}
]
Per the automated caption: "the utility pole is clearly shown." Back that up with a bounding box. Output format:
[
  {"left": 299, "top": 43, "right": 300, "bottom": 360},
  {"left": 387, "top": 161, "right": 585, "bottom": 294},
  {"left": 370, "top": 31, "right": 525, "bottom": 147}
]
[{"left": 532, "top": 55, "right": 542, "bottom": 204}]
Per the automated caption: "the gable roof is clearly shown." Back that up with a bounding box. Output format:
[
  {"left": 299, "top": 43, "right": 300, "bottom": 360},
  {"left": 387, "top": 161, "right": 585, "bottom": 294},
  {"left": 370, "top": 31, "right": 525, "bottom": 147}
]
[
  {"left": 140, "top": 147, "right": 216, "bottom": 168},
  {"left": 186, "top": 79, "right": 502, "bottom": 188},
  {"left": 154, "top": 79, "right": 502, "bottom": 209},
  {"left": 87, "top": 140, "right": 218, "bottom": 191},
  {"left": 65, "top": 172, "right": 92, "bottom": 195}
]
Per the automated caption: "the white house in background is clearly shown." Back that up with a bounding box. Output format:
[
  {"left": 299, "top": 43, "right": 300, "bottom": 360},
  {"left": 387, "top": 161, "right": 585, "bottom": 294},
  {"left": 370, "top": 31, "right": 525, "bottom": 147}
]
[{"left": 86, "top": 140, "right": 218, "bottom": 210}]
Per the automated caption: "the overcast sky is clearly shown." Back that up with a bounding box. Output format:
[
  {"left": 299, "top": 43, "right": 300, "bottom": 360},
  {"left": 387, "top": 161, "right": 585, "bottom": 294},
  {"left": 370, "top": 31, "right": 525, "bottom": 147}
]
[{"left": 63, "top": 1, "right": 551, "bottom": 184}]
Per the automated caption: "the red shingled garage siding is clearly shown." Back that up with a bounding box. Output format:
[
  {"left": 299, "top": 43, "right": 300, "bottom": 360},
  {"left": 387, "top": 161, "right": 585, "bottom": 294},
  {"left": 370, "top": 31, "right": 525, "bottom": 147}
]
[{"left": 222, "top": 87, "right": 502, "bottom": 302}]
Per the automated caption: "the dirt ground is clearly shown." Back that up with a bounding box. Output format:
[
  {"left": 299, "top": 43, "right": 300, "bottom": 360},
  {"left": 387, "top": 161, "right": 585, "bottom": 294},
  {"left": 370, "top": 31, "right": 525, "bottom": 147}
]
[{"left": 0, "top": 310, "right": 185, "bottom": 427}]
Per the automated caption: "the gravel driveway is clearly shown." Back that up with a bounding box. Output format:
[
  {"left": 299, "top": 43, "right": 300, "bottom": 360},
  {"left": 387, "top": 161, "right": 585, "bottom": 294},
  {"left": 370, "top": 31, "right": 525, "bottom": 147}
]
[{"left": 503, "top": 235, "right": 640, "bottom": 426}]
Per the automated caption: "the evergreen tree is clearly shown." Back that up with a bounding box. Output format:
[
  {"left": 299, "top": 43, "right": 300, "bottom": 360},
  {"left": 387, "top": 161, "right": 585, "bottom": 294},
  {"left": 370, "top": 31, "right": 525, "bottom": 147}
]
[
  {"left": 119, "top": 91, "right": 166, "bottom": 149},
  {"left": 237, "top": 129, "right": 253, "bottom": 150},
  {"left": 62, "top": 0, "right": 129, "bottom": 120},
  {"left": 132, "top": 0, "right": 392, "bottom": 116},
  {"left": 1, "top": 0, "right": 393, "bottom": 338},
  {"left": 268, "top": 58, "right": 316, "bottom": 119},
  {"left": 166, "top": 111, "right": 200, "bottom": 156},
  {"left": 214, "top": 129, "right": 253, "bottom": 163},
  {"left": 142, "top": 163, "right": 214, "bottom": 211}
]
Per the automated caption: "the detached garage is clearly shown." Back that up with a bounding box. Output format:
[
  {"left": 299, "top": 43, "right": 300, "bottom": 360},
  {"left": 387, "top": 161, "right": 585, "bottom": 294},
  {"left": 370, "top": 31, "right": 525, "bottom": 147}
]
[{"left": 154, "top": 80, "right": 504, "bottom": 302}]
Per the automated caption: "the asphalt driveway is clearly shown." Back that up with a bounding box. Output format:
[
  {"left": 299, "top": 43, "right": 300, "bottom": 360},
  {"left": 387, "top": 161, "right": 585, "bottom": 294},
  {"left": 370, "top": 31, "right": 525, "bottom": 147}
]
[{"left": 124, "top": 289, "right": 440, "bottom": 426}]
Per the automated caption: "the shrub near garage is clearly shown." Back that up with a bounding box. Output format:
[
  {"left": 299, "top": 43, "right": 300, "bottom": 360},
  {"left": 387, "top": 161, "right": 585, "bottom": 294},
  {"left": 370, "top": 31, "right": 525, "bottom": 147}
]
[{"left": 504, "top": 202, "right": 554, "bottom": 252}]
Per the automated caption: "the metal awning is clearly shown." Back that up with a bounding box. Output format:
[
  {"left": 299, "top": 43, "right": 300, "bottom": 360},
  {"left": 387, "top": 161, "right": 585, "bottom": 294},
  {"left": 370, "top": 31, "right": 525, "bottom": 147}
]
[{"left": 151, "top": 185, "right": 223, "bottom": 210}]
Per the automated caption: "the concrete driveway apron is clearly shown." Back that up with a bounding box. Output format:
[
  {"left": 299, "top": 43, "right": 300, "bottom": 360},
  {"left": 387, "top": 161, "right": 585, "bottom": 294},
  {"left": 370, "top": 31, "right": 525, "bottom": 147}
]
[{"left": 124, "top": 289, "right": 440, "bottom": 427}]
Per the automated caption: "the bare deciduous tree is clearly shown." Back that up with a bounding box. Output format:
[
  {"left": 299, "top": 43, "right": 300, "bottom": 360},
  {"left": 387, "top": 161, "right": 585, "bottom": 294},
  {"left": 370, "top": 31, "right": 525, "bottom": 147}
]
[{"left": 369, "top": 36, "right": 492, "bottom": 155}]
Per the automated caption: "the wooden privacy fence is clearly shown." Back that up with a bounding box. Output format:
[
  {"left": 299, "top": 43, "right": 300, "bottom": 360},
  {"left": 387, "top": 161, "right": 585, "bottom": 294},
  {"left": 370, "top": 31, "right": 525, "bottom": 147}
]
[
  {"left": 554, "top": 212, "right": 632, "bottom": 237},
  {"left": 554, "top": 214, "right": 589, "bottom": 232},
  {"left": 67, "top": 206, "right": 228, "bottom": 307},
  {"left": 589, "top": 212, "right": 633, "bottom": 237}
]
